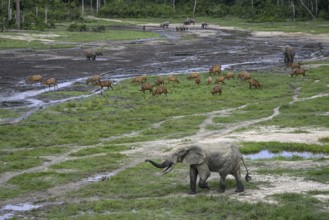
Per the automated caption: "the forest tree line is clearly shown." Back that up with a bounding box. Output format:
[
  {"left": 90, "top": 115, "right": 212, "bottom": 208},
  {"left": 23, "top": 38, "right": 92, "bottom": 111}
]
[{"left": 1, "top": 0, "right": 329, "bottom": 30}]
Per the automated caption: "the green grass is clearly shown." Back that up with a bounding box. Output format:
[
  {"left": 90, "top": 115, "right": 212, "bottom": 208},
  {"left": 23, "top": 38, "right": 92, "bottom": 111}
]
[
  {"left": 35, "top": 90, "right": 90, "bottom": 100},
  {"left": 55, "top": 29, "right": 159, "bottom": 43},
  {"left": 255, "top": 159, "right": 329, "bottom": 184},
  {"left": 0, "top": 73, "right": 282, "bottom": 148},
  {"left": 261, "top": 95, "right": 329, "bottom": 128},
  {"left": 1, "top": 19, "right": 329, "bottom": 218},
  {"left": 31, "top": 195, "right": 329, "bottom": 220},
  {"left": 26, "top": 162, "right": 329, "bottom": 219},
  {"left": 0, "top": 108, "right": 20, "bottom": 119},
  {"left": 241, "top": 142, "right": 329, "bottom": 154},
  {"left": 202, "top": 16, "right": 329, "bottom": 34},
  {"left": 123, "top": 17, "right": 329, "bottom": 34},
  {"left": 0, "top": 66, "right": 327, "bottom": 217},
  {"left": 1, "top": 68, "right": 328, "bottom": 149},
  {"left": 0, "top": 144, "right": 127, "bottom": 199},
  {"left": 0, "top": 146, "right": 68, "bottom": 174},
  {"left": 2, "top": 17, "right": 329, "bottom": 50},
  {"left": 0, "top": 22, "right": 159, "bottom": 49}
]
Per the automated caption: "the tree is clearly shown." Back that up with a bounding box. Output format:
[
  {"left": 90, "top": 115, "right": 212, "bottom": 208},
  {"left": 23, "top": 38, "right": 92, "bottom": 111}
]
[
  {"left": 8, "top": 0, "right": 12, "bottom": 21},
  {"left": 81, "top": 0, "right": 84, "bottom": 16},
  {"left": 192, "top": 0, "right": 197, "bottom": 17},
  {"left": 300, "top": 0, "right": 316, "bottom": 19},
  {"left": 291, "top": 0, "right": 296, "bottom": 22},
  {"left": 15, "top": 0, "right": 20, "bottom": 28}
]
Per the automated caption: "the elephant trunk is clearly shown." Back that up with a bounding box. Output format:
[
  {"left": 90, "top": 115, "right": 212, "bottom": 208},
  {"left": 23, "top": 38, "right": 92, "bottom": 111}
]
[
  {"left": 145, "top": 159, "right": 175, "bottom": 174},
  {"left": 145, "top": 159, "right": 171, "bottom": 168}
]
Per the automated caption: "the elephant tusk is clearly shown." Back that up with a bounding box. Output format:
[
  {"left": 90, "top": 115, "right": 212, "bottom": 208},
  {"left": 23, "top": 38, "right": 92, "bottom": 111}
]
[{"left": 162, "top": 163, "right": 175, "bottom": 174}]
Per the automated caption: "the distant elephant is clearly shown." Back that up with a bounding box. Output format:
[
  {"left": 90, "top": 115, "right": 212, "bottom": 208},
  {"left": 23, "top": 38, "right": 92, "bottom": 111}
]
[
  {"left": 145, "top": 143, "right": 251, "bottom": 194},
  {"left": 83, "top": 48, "right": 103, "bottom": 60},
  {"left": 184, "top": 18, "right": 195, "bottom": 25},
  {"left": 283, "top": 45, "right": 295, "bottom": 67},
  {"left": 160, "top": 21, "right": 169, "bottom": 29},
  {"left": 201, "top": 22, "right": 208, "bottom": 29},
  {"left": 176, "top": 26, "right": 188, "bottom": 31}
]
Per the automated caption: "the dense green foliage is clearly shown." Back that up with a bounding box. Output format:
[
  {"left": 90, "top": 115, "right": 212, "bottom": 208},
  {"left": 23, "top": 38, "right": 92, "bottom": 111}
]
[{"left": 1, "top": 0, "right": 328, "bottom": 31}]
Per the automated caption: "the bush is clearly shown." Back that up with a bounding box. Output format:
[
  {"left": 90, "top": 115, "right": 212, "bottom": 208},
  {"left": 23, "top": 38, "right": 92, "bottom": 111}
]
[
  {"left": 92, "top": 25, "right": 106, "bottom": 32},
  {"left": 208, "top": 4, "right": 230, "bottom": 18},
  {"left": 98, "top": 2, "right": 174, "bottom": 18},
  {"left": 67, "top": 23, "right": 88, "bottom": 32},
  {"left": 318, "top": 10, "right": 329, "bottom": 20}
]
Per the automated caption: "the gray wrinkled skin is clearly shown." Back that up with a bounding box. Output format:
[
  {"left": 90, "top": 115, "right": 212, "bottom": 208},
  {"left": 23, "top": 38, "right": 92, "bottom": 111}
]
[
  {"left": 83, "top": 48, "right": 102, "bottom": 60},
  {"left": 145, "top": 143, "right": 250, "bottom": 195},
  {"left": 283, "top": 45, "right": 295, "bottom": 66}
]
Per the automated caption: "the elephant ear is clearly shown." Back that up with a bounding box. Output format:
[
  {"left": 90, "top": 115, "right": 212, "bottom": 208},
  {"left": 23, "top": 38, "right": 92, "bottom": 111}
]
[{"left": 182, "top": 145, "right": 206, "bottom": 165}]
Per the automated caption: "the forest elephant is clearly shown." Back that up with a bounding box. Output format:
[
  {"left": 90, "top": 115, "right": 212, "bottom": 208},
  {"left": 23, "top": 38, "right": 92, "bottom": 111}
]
[
  {"left": 283, "top": 45, "right": 295, "bottom": 67},
  {"left": 83, "top": 48, "right": 103, "bottom": 60},
  {"left": 184, "top": 18, "right": 195, "bottom": 25},
  {"left": 145, "top": 144, "right": 251, "bottom": 195},
  {"left": 201, "top": 22, "right": 208, "bottom": 29},
  {"left": 160, "top": 21, "right": 170, "bottom": 28},
  {"left": 176, "top": 26, "right": 188, "bottom": 31}
]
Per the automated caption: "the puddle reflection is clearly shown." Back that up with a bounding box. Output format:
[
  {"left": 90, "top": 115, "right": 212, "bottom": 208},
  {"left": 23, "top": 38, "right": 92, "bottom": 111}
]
[{"left": 244, "top": 150, "right": 325, "bottom": 160}]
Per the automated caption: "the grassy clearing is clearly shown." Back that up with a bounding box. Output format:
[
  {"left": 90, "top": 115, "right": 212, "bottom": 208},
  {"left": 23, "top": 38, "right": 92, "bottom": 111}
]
[
  {"left": 0, "top": 108, "right": 20, "bottom": 120},
  {"left": 202, "top": 17, "right": 329, "bottom": 34},
  {"left": 35, "top": 91, "right": 90, "bottom": 101},
  {"left": 0, "top": 144, "right": 127, "bottom": 200},
  {"left": 241, "top": 142, "right": 329, "bottom": 154},
  {"left": 0, "top": 71, "right": 293, "bottom": 149},
  {"left": 1, "top": 67, "right": 328, "bottom": 150},
  {"left": 130, "top": 17, "right": 329, "bottom": 34},
  {"left": 28, "top": 162, "right": 329, "bottom": 219},
  {"left": 255, "top": 159, "right": 329, "bottom": 184},
  {"left": 31, "top": 195, "right": 329, "bottom": 220},
  {"left": 1, "top": 65, "right": 329, "bottom": 217},
  {"left": 0, "top": 19, "right": 159, "bottom": 49},
  {"left": 55, "top": 29, "right": 159, "bottom": 43},
  {"left": 0, "top": 146, "right": 69, "bottom": 174},
  {"left": 1, "top": 17, "right": 329, "bottom": 50}
]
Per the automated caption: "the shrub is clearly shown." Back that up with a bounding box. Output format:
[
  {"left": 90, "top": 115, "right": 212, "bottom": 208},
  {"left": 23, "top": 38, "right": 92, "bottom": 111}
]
[
  {"left": 67, "top": 23, "right": 88, "bottom": 32},
  {"left": 92, "top": 26, "right": 106, "bottom": 32}
]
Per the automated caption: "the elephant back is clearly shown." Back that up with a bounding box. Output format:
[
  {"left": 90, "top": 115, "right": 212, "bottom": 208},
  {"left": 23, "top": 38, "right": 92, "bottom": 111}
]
[{"left": 204, "top": 144, "right": 242, "bottom": 173}]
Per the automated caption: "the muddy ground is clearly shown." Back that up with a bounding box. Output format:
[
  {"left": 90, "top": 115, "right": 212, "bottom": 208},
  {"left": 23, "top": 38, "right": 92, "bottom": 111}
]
[
  {"left": 1, "top": 24, "right": 328, "bottom": 97},
  {"left": 1, "top": 23, "right": 329, "bottom": 218},
  {"left": 1, "top": 24, "right": 329, "bottom": 118}
]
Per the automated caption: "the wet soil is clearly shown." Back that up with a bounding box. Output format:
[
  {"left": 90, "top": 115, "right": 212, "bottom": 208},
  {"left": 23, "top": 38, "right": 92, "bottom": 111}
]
[
  {"left": 1, "top": 25, "right": 328, "bottom": 101},
  {"left": 1, "top": 24, "right": 328, "bottom": 122}
]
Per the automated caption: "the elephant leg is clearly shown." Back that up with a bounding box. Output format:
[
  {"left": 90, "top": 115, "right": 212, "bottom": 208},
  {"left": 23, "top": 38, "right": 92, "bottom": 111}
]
[
  {"left": 197, "top": 164, "right": 210, "bottom": 190},
  {"left": 189, "top": 166, "right": 198, "bottom": 195},
  {"left": 218, "top": 174, "right": 227, "bottom": 193},
  {"left": 232, "top": 170, "right": 244, "bottom": 193}
]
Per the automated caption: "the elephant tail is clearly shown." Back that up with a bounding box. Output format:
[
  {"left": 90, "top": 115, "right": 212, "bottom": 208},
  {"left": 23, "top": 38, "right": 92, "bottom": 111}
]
[{"left": 241, "top": 157, "right": 252, "bottom": 182}]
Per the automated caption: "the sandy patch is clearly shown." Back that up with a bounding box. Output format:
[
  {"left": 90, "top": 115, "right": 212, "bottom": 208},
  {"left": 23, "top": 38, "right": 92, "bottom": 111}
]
[
  {"left": 0, "top": 33, "right": 60, "bottom": 42},
  {"left": 201, "top": 126, "right": 329, "bottom": 145},
  {"left": 252, "top": 31, "right": 329, "bottom": 43}
]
